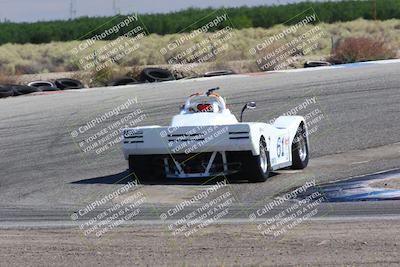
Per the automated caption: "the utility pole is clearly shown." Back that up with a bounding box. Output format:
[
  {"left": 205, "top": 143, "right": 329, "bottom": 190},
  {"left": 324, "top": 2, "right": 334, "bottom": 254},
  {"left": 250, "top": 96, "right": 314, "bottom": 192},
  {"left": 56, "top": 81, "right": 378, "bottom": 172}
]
[
  {"left": 69, "top": 0, "right": 77, "bottom": 20},
  {"left": 113, "top": 0, "right": 120, "bottom": 15},
  {"left": 372, "top": 0, "right": 377, "bottom": 20}
]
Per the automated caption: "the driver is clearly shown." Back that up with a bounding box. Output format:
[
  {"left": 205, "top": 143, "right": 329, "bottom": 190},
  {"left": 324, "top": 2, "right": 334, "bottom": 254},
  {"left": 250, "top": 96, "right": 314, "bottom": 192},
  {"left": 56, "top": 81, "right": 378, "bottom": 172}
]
[
  {"left": 186, "top": 90, "right": 224, "bottom": 113},
  {"left": 188, "top": 102, "right": 216, "bottom": 112}
]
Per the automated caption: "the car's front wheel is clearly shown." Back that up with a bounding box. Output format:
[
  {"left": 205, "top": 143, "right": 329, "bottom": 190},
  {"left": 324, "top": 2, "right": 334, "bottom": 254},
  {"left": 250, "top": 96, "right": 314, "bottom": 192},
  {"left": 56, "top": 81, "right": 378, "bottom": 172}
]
[
  {"left": 291, "top": 124, "right": 309, "bottom": 169},
  {"left": 246, "top": 137, "right": 270, "bottom": 182}
]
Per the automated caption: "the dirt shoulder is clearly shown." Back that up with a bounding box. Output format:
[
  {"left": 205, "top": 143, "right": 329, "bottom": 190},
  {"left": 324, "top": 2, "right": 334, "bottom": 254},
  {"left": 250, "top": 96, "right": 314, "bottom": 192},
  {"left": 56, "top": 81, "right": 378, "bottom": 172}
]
[{"left": 1, "top": 219, "right": 399, "bottom": 266}]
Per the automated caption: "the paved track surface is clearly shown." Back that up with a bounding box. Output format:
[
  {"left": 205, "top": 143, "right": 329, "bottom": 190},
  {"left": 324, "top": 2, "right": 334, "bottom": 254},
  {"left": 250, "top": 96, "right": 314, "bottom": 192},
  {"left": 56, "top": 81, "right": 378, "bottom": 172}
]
[{"left": 0, "top": 62, "right": 399, "bottom": 225}]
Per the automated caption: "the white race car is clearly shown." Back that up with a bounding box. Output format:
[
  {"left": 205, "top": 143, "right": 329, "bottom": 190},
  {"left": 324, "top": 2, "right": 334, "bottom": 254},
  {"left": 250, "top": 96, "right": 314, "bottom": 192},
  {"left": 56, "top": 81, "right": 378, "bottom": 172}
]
[{"left": 122, "top": 87, "right": 309, "bottom": 182}]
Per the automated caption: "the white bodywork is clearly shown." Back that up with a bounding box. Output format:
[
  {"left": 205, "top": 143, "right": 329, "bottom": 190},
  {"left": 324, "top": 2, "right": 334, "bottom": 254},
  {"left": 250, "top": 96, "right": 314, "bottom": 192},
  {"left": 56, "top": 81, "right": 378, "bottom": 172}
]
[{"left": 122, "top": 92, "right": 308, "bottom": 178}]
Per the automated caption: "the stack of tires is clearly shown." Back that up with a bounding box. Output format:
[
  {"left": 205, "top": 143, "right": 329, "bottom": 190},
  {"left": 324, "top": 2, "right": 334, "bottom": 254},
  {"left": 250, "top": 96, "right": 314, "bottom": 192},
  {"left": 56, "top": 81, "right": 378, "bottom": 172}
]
[
  {"left": 203, "top": 70, "right": 235, "bottom": 77},
  {"left": 53, "top": 78, "right": 84, "bottom": 89},
  {"left": 108, "top": 77, "right": 139, "bottom": 86},
  {"left": 28, "top": 79, "right": 84, "bottom": 91},
  {"left": 27, "top": 81, "right": 58, "bottom": 91},
  {"left": 304, "top": 60, "right": 331, "bottom": 68},
  {"left": 107, "top": 68, "right": 175, "bottom": 87},
  {"left": 0, "top": 78, "right": 85, "bottom": 99},
  {"left": 0, "top": 84, "right": 40, "bottom": 98},
  {"left": 1, "top": 67, "right": 177, "bottom": 99},
  {"left": 139, "top": 68, "right": 174, "bottom": 83}
]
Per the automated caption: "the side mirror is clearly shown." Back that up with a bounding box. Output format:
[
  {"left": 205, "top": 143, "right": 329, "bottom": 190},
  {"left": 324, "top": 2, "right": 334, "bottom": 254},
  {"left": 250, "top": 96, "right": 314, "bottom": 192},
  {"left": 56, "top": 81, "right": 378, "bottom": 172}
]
[{"left": 240, "top": 101, "right": 256, "bottom": 122}]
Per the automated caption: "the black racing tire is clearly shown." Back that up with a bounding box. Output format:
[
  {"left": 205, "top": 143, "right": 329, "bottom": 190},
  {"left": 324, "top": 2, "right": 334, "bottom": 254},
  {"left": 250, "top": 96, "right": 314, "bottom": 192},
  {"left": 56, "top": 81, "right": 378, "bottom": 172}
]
[
  {"left": 108, "top": 77, "right": 139, "bottom": 86},
  {"left": 139, "top": 68, "right": 174, "bottom": 83},
  {"left": 38, "top": 86, "right": 60, "bottom": 91},
  {"left": 10, "top": 85, "right": 39, "bottom": 96},
  {"left": 291, "top": 124, "right": 309, "bottom": 169},
  {"left": 246, "top": 137, "right": 270, "bottom": 183},
  {"left": 304, "top": 60, "right": 331, "bottom": 68},
  {"left": 54, "top": 78, "right": 84, "bottom": 90},
  {"left": 203, "top": 70, "right": 235, "bottom": 77},
  {"left": 128, "top": 155, "right": 147, "bottom": 181},
  {"left": 128, "top": 155, "right": 164, "bottom": 182},
  {"left": 27, "top": 80, "right": 56, "bottom": 88},
  {"left": 0, "top": 85, "right": 14, "bottom": 98}
]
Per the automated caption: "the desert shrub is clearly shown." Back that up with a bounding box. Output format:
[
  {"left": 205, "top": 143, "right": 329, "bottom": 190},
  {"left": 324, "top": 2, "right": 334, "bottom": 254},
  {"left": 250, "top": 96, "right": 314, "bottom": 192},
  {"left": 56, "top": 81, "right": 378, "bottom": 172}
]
[
  {"left": 88, "top": 65, "right": 118, "bottom": 87},
  {"left": 124, "top": 65, "right": 143, "bottom": 79},
  {"left": 329, "top": 37, "right": 396, "bottom": 64},
  {"left": 0, "top": 19, "right": 399, "bottom": 75},
  {"left": 253, "top": 41, "right": 304, "bottom": 71},
  {"left": 76, "top": 64, "right": 142, "bottom": 87},
  {"left": 0, "top": 72, "right": 18, "bottom": 84},
  {"left": 14, "top": 62, "right": 42, "bottom": 74}
]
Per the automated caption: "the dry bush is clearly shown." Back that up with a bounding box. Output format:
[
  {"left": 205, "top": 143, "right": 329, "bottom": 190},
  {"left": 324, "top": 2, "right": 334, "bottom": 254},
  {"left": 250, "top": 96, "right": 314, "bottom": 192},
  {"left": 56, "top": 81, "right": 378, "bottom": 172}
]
[
  {"left": 0, "top": 72, "right": 18, "bottom": 84},
  {"left": 0, "top": 19, "right": 399, "bottom": 75},
  {"left": 70, "top": 71, "right": 91, "bottom": 87},
  {"left": 253, "top": 41, "right": 304, "bottom": 71},
  {"left": 70, "top": 65, "right": 117, "bottom": 88},
  {"left": 89, "top": 65, "right": 121, "bottom": 87},
  {"left": 125, "top": 65, "right": 143, "bottom": 79},
  {"left": 71, "top": 64, "right": 143, "bottom": 88},
  {"left": 329, "top": 37, "right": 396, "bottom": 64}
]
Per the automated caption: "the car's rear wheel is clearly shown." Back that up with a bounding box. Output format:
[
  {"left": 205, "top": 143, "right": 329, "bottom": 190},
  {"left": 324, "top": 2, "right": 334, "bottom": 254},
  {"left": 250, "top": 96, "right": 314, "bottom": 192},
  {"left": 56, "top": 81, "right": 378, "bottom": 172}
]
[
  {"left": 291, "top": 124, "right": 309, "bottom": 169},
  {"left": 246, "top": 137, "right": 270, "bottom": 182},
  {"left": 128, "top": 155, "right": 164, "bottom": 182}
]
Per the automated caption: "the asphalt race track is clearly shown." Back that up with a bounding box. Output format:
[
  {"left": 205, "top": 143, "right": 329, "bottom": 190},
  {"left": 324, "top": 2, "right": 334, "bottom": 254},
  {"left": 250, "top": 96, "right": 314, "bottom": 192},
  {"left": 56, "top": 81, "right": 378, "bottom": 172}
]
[{"left": 0, "top": 61, "right": 400, "bottom": 226}]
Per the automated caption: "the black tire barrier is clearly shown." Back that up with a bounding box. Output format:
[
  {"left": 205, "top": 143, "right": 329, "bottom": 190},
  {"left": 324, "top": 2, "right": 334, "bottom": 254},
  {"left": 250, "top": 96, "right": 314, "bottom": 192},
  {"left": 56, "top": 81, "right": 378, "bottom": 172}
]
[
  {"left": 108, "top": 77, "right": 139, "bottom": 86},
  {"left": 27, "top": 80, "right": 56, "bottom": 88},
  {"left": 304, "top": 60, "right": 332, "bottom": 68},
  {"left": 139, "top": 68, "right": 174, "bottom": 83},
  {"left": 203, "top": 70, "right": 235, "bottom": 77},
  {"left": 0, "top": 85, "right": 13, "bottom": 98},
  {"left": 38, "top": 86, "right": 60, "bottom": 91},
  {"left": 10, "top": 85, "right": 39, "bottom": 96},
  {"left": 54, "top": 78, "right": 84, "bottom": 90},
  {"left": 1, "top": 84, "right": 57, "bottom": 98}
]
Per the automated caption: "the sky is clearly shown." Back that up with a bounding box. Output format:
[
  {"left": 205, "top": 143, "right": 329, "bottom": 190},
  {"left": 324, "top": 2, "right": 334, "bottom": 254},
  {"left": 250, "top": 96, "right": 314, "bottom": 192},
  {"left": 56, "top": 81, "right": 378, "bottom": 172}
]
[{"left": 0, "top": 0, "right": 330, "bottom": 23}]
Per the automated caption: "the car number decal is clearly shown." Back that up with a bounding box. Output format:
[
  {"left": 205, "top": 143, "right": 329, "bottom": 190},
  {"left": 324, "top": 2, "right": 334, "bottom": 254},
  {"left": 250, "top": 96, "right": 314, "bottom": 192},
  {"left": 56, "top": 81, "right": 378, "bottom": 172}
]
[{"left": 277, "top": 135, "right": 290, "bottom": 159}]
